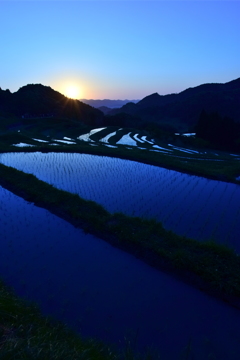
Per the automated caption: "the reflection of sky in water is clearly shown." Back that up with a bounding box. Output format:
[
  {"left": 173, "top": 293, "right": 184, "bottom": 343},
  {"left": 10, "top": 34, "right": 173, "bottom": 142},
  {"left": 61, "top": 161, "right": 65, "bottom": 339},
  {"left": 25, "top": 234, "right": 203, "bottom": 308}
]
[
  {"left": 32, "top": 138, "right": 49, "bottom": 143},
  {"left": 133, "top": 133, "right": 145, "bottom": 143},
  {"left": 1, "top": 186, "right": 240, "bottom": 359},
  {"left": 77, "top": 127, "right": 106, "bottom": 142},
  {"left": 116, "top": 132, "right": 138, "bottom": 146},
  {"left": 141, "top": 135, "right": 154, "bottom": 144},
  {"left": 99, "top": 131, "right": 117, "bottom": 143},
  {"left": 0, "top": 152, "right": 239, "bottom": 252},
  {"left": 64, "top": 137, "right": 74, "bottom": 141},
  {"left": 104, "top": 144, "right": 118, "bottom": 148},
  {"left": 153, "top": 145, "right": 172, "bottom": 151},
  {"left": 12, "top": 142, "right": 36, "bottom": 147},
  {"left": 53, "top": 139, "right": 76, "bottom": 144}
]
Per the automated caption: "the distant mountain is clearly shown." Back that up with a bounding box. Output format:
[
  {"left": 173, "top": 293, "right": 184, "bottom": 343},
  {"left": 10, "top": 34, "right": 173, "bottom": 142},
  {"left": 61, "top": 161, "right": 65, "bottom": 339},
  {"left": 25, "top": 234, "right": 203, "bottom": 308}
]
[
  {"left": 80, "top": 99, "right": 139, "bottom": 109},
  {"left": 97, "top": 106, "right": 112, "bottom": 115},
  {"left": 0, "top": 84, "right": 104, "bottom": 126},
  {"left": 108, "top": 78, "right": 240, "bottom": 132}
]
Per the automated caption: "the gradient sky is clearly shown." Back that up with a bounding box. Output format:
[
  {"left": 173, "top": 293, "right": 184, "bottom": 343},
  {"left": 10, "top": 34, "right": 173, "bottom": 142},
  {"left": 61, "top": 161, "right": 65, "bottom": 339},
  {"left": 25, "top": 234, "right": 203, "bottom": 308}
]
[{"left": 1, "top": 1, "right": 239, "bottom": 99}]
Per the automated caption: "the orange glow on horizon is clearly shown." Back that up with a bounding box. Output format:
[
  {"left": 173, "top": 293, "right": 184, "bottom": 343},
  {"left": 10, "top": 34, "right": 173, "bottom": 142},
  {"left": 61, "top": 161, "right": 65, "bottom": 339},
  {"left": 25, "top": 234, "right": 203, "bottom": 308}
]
[{"left": 63, "top": 84, "right": 82, "bottom": 99}]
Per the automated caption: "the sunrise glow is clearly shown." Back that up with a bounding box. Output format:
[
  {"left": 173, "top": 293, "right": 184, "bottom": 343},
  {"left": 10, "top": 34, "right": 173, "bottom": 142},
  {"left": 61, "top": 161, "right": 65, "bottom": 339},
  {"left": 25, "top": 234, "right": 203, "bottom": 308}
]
[{"left": 64, "top": 84, "right": 81, "bottom": 99}]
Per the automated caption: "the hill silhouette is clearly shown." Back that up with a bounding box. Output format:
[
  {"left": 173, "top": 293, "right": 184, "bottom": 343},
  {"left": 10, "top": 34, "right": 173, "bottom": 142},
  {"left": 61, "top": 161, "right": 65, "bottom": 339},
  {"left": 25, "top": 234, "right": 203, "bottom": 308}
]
[
  {"left": 97, "top": 106, "right": 112, "bottom": 115},
  {"left": 0, "top": 84, "right": 104, "bottom": 126},
  {"left": 1, "top": 79, "right": 240, "bottom": 133},
  {"left": 108, "top": 78, "right": 240, "bottom": 132}
]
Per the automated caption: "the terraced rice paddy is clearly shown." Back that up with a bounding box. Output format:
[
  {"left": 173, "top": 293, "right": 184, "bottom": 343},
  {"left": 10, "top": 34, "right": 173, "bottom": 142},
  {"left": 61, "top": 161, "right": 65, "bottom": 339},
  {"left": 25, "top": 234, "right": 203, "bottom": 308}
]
[
  {"left": 8, "top": 127, "right": 240, "bottom": 165},
  {"left": 1, "top": 185, "right": 240, "bottom": 359},
  {"left": 0, "top": 152, "right": 239, "bottom": 252}
]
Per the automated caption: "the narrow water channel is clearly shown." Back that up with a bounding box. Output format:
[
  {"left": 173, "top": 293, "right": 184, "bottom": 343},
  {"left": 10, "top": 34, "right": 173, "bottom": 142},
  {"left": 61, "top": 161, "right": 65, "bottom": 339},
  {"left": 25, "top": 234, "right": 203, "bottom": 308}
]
[{"left": 1, "top": 185, "right": 240, "bottom": 359}]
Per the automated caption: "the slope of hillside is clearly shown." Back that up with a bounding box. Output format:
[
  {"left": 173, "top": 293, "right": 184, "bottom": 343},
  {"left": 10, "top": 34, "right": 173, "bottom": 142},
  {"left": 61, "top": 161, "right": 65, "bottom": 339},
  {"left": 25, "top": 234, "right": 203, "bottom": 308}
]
[
  {"left": 0, "top": 84, "right": 104, "bottom": 126},
  {"left": 108, "top": 78, "right": 240, "bottom": 131},
  {"left": 1, "top": 78, "right": 240, "bottom": 133}
]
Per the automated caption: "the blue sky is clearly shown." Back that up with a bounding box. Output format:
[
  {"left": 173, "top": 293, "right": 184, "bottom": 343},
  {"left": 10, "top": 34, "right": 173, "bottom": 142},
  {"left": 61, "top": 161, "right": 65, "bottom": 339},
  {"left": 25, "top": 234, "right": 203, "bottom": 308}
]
[{"left": 1, "top": 1, "right": 239, "bottom": 99}]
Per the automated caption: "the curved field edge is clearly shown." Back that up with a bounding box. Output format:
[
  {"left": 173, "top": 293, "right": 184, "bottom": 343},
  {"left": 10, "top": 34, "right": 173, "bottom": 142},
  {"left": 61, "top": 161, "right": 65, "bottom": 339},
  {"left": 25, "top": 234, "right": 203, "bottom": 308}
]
[
  {"left": 1, "top": 164, "right": 240, "bottom": 309},
  {"left": 0, "top": 141, "right": 240, "bottom": 184}
]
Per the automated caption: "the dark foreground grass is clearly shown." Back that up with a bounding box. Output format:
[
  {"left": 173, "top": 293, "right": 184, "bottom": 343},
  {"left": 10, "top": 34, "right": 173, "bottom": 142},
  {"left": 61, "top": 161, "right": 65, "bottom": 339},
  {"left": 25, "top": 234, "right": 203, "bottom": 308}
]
[
  {"left": 0, "top": 279, "right": 114, "bottom": 360},
  {"left": 1, "top": 163, "right": 240, "bottom": 305},
  {"left": 0, "top": 280, "right": 160, "bottom": 360}
]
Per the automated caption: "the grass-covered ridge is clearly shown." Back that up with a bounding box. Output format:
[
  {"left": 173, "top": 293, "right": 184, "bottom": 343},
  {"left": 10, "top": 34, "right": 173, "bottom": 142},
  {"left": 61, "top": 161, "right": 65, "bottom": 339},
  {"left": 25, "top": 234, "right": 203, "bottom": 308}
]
[{"left": 1, "top": 163, "right": 240, "bottom": 307}]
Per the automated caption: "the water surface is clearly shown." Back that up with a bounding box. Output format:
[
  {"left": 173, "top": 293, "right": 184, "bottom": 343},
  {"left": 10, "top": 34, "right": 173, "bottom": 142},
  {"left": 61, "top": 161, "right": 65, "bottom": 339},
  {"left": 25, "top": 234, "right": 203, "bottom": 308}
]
[
  {"left": 1, "top": 152, "right": 239, "bottom": 251},
  {"left": 1, "top": 186, "right": 240, "bottom": 359}
]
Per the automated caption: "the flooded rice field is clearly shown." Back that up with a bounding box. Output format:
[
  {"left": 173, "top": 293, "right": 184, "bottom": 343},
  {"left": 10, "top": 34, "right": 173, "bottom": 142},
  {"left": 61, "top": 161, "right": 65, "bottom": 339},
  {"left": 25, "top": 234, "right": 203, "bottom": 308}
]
[
  {"left": 1, "top": 185, "right": 240, "bottom": 359},
  {"left": 0, "top": 152, "right": 239, "bottom": 252}
]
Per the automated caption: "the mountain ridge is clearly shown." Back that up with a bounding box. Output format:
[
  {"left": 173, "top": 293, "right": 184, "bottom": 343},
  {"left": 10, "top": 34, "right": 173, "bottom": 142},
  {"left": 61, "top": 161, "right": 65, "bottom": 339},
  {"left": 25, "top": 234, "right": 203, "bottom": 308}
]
[
  {"left": 0, "top": 84, "right": 104, "bottom": 126},
  {"left": 1, "top": 78, "right": 240, "bottom": 132},
  {"left": 108, "top": 77, "right": 240, "bottom": 131}
]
